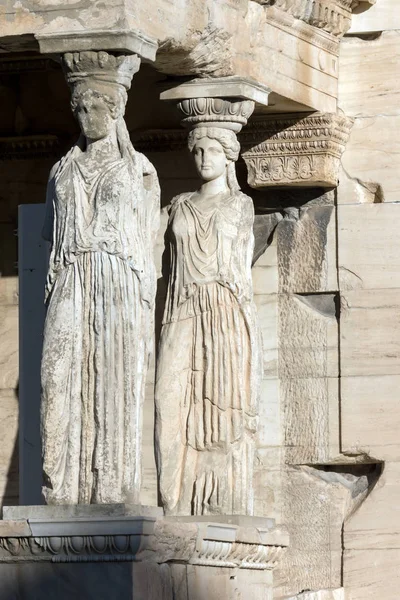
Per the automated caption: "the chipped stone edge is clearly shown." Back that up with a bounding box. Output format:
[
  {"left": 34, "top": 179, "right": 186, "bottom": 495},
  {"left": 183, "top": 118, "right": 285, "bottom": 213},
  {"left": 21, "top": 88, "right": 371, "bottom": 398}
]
[{"left": 35, "top": 29, "right": 158, "bottom": 62}]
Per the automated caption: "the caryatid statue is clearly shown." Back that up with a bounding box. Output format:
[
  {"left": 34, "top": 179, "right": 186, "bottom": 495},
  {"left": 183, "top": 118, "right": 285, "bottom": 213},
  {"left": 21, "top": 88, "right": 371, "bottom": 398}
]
[
  {"left": 155, "top": 98, "right": 262, "bottom": 516},
  {"left": 41, "top": 51, "right": 160, "bottom": 505}
]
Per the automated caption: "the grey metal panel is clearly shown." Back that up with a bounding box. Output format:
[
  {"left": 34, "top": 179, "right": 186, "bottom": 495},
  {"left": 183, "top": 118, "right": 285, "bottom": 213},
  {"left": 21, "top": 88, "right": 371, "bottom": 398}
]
[{"left": 18, "top": 204, "right": 48, "bottom": 505}]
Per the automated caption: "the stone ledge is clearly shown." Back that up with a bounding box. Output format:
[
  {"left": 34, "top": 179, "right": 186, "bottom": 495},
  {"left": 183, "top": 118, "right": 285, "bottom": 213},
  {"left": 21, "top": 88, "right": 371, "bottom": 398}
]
[
  {"left": 160, "top": 77, "right": 271, "bottom": 108},
  {"left": 0, "top": 507, "right": 289, "bottom": 567},
  {"left": 36, "top": 29, "right": 158, "bottom": 62}
]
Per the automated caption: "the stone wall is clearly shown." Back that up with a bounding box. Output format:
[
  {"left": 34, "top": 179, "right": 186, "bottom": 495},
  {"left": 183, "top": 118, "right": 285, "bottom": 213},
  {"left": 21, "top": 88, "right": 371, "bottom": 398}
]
[{"left": 338, "top": 3, "right": 400, "bottom": 597}]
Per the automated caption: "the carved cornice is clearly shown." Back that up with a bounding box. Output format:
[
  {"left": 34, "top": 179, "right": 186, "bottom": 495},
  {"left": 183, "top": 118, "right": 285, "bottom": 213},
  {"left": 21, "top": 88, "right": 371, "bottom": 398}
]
[
  {"left": 0, "top": 534, "right": 141, "bottom": 563},
  {"left": 132, "top": 129, "right": 187, "bottom": 152},
  {"left": 0, "top": 136, "right": 60, "bottom": 160},
  {"left": 265, "top": 6, "right": 339, "bottom": 55},
  {"left": 241, "top": 112, "right": 353, "bottom": 188},
  {"left": 192, "top": 540, "right": 285, "bottom": 570},
  {"left": 0, "top": 56, "right": 59, "bottom": 75},
  {"left": 0, "top": 516, "right": 289, "bottom": 568},
  {"left": 256, "top": 0, "right": 355, "bottom": 37}
]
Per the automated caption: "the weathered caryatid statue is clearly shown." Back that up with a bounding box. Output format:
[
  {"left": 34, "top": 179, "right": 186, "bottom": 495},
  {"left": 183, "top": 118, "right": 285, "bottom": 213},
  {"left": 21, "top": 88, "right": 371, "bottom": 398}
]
[
  {"left": 41, "top": 51, "right": 160, "bottom": 505},
  {"left": 155, "top": 98, "right": 262, "bottom": 516}
]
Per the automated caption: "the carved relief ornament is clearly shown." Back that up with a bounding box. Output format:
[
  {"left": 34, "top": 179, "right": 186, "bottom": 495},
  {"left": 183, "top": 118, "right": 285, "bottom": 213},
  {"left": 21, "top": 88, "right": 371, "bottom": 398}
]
[
  {"left": 241, "top": 112, "right": 353, "bottom": 188},
  {"left": 255, "top": 0, "right": 358, "bottom": 36}
]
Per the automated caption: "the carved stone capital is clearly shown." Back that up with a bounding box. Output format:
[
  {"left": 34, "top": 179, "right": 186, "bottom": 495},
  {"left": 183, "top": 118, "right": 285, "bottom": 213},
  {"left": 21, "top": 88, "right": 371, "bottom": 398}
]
[
  {"left": 177, "top": 97, "right": 255, "bottom": 132},
  {"left": 241, "top": 112, "right": 353, "bottom": 188}
]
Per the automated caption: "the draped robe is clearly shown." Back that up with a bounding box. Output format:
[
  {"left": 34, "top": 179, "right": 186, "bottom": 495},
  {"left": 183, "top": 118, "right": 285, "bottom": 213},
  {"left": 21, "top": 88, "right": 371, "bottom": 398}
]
[
  {"left": 155, "top": 190, "right": 261, "bottom": 516},
  {"left": 41, "top": 143, "right": 159, "bottom": 504}
]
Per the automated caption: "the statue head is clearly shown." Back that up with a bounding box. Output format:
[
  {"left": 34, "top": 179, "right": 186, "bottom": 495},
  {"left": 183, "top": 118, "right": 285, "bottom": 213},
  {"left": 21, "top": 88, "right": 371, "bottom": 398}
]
[
  {"left": 188, "top": 127, "right": 241, "bottom": 192},
  {"left": 70, "top": 82, "right": 126, "bottom": 141},
  {"left": 62, "top": 51, "right": 140, "bottom": 142}
]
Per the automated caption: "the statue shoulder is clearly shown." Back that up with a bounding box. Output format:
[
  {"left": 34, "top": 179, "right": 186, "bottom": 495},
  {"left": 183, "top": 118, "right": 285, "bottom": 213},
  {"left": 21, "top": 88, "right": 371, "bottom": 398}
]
[
  {"left": 169, "top": 192, "right": 192, "bottom": 213},
  {"left": 234, "top": 191, "right": 254, "bottom": 225},
  {"left": 136, "top": 151, "right": 157, "bottom": 176},
  {"left": 48, "top": 160, "right": 61, "bottom": 182}
]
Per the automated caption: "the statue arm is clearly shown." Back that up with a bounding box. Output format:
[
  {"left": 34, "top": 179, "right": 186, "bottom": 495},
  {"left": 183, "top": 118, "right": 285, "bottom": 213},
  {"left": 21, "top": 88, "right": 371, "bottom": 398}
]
[
  {"left": 141, "top": 153, "right": 160, "bottom": 243},
  {"left": 232, "top": 194, "right": 255, "bottom": 303},
  {"left": 42, "top": 162, "right": 59, "bottom": 243}
]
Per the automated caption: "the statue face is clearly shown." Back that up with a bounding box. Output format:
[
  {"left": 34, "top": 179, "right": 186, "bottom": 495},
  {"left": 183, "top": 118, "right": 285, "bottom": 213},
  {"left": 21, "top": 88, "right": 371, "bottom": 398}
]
[
  {"left": 73, "top": 86, "right": 117, "bottom": 141},
  {"left": 192, "top": 137, "right": 228, "bottom": 182}
]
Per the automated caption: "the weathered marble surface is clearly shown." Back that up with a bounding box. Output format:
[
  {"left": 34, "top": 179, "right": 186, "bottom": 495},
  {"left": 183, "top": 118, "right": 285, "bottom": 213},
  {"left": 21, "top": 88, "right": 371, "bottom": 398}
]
[
  {"left": 338, "top": 31, "right": 400, "bottom": 204},
  {"left": 338, "top": 204, "right": 400, "bottom": 290},
  {"left": 340, "top": 288, "right": 400, "bottom": 377},
  {"left": 41, "top": 52, "right": 160, "bottom": 505},
  {"left": 287, "top": 590, "right": 345, "bottom": 600},
  {"left": 349, "top": 0, "right": 399, "bottom": 33}
]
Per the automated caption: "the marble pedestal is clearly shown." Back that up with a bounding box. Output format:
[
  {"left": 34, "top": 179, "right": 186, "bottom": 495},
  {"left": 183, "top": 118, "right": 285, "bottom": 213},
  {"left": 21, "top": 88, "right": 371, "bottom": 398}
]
[{"left": 0, "top": 505, "right": 288, "bottom": 600}]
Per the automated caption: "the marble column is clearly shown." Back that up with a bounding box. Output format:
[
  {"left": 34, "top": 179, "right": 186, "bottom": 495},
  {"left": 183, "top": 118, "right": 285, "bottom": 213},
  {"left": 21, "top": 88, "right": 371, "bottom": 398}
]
[
  {"left": 40, "top": 51, "right": 160, "bottom": 505},
  {"left": 154, "top": 89, "right": 264, "bottom": 517}
]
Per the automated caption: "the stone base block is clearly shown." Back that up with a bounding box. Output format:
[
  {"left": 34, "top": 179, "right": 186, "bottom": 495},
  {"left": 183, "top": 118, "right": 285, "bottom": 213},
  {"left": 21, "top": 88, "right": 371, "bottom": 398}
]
[{"left": 0, "top": 506, "right": 288, "bottom": 599}]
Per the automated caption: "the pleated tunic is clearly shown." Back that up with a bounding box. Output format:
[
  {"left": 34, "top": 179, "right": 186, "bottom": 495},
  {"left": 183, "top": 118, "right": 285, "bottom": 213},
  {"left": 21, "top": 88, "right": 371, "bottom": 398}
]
[
  {"left": 155, "top": 191, "right": 261, "bottom": 516},
  {"left": 41, "top": 144, "right": 159, "bottom": 504}
]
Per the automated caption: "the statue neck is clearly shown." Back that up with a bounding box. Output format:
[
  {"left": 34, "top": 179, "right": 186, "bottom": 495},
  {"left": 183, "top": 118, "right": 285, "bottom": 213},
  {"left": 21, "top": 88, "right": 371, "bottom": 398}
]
[
  {"left": 85, "top": 130, "right": 120, "bottom": 162},
  {"left": 199, "top": 172, "right": 229, "bottom": 196}
]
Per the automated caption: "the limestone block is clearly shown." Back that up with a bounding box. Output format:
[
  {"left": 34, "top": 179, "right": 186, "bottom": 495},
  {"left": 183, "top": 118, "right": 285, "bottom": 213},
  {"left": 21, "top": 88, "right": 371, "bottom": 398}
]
[
  {"left": 344, "top": 549, "right": 400, "bottom": 600},
  {"left": 275, "top": 466, "right": 347, "bottom": 597},
  {"left": 287, "top": 590, "right": 345, "bottom": 600},
  {"left": 340, "top": 289, "right": 400, "bottom": 377},
  {"left": 339, "top": 32, "right": 400, "bottom": 118},
  {"left": 0, "top": 520, "right": 31, "bottom": 537},
  {"left": 0, "top": 390, "right": 18, "bottom": 507},
  {"left": 258, "top": 379, "right": 281, "bottom": 448},
  {"left": 185, "top": 565, "right": 273, "bottom": 600},
  {"left": 252, "top": 235, "right": 278, "bottom": 295},
  {"left": 254, "top": 294, "right": 278, "bottom": 378},
  {"left": 341, "top": 376, "right": 400, "bottom": 461},
  {"left": 340, "top": 115, "right": 400, "bottom": 204},
  {"left": 0, "top": 277, "right": 18, "bottom": 306},
  {"left": 277, "top": 204, "right": 337, "bottom": 294},
  {"left": 344, "top": 462, "right": 400, "bottom": 550},
  {"left": 338, "top": 32, "right": 400, "bottom": 205},
  {"left": 279, "top": 294, "right": 338, "bottom": 379},
  {"left": 0, "top": 305, "right": 18, "bottom": 390},
  {"left": 338, "top": 204, "right": 400, "bottom": 290},
  {"left": 349, "top": 0, "right": 400, "bottom": 33},
  {"left": 253, "top": 447, "right": 282, "bottom": 522},
  {"left": 283, "top": 377, "right": 340, "bottom": 464}
]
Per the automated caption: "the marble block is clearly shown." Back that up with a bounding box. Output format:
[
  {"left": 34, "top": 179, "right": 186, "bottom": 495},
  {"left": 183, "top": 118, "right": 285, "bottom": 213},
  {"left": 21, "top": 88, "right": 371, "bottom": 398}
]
[{"left": 0, "top": 510, "right": 288, "bottom": 599}]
